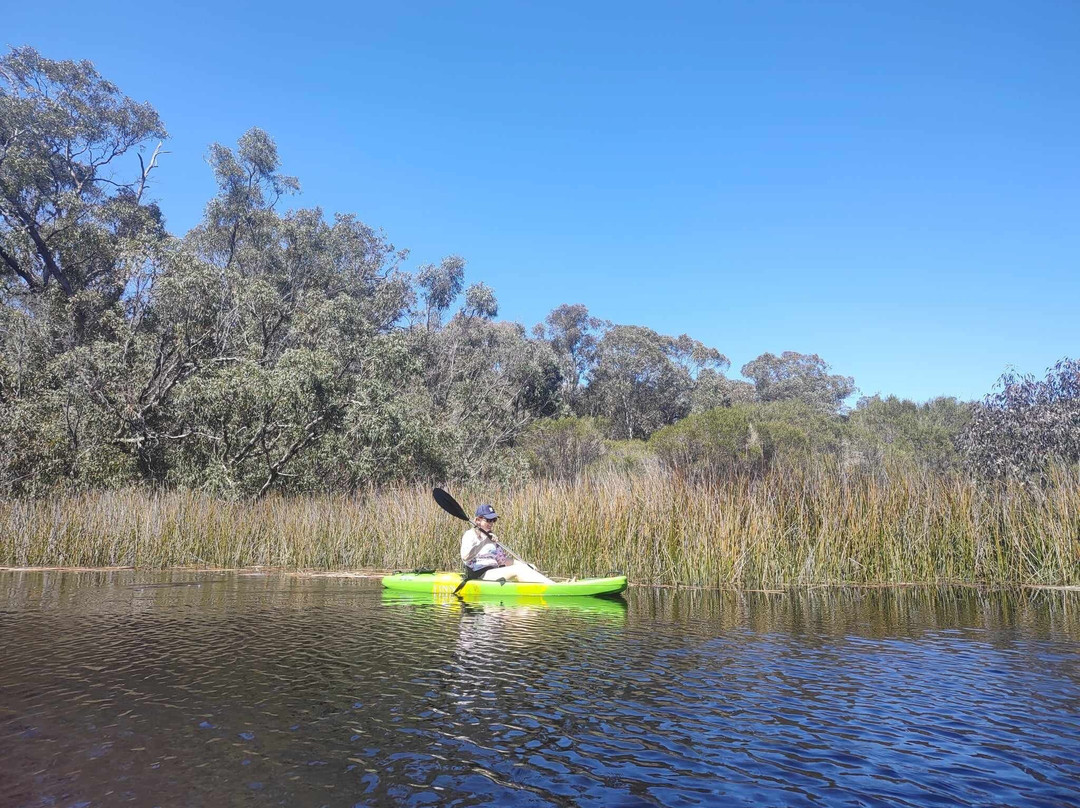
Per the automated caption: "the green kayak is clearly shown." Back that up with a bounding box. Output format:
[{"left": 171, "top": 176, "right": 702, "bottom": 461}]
[{"left": 381, "top": 571, "right": 627, "bottom": 598}]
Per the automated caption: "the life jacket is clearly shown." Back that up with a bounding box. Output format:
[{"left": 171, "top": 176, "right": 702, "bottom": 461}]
[{"left": 463, "top": 529, "right": 509, "bottom": 572}]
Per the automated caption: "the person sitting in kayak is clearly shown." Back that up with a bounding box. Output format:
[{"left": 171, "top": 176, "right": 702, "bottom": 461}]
[{"left": 461, "top": 504, "right": 553, "bottom": 583}]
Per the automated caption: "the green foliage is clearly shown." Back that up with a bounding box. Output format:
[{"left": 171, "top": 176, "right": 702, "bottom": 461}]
[
  {"left": 518, "top": 416, "right": 608, "bottom": 480},
  {"left": 649, "top": 400, "right": 855, "bottom": 478},
  {"left": 534, "top": 303, "right": 607, "bottom": 410},
  {"left": 740, "top": 351, "right": 855, "bottom": 413},
  {"left": 850, "top": 395, "right": 971, "bottom": 471},
  {"left": 3, "top": 45, "right": 1034, "bottom": 502},
  {"left": 328, "top": 332, "right": 449, "bottom": 487},
  {"left": 423, "top": 317, "right": 564, "bottom": 480},
  {"left": 650, "top": 406, "right": 757, "bottom": 477},
  {"left": 748, "top": 399, "right": 848, "bottom": 459},
  {"left": 462, "top": 282, "right": 497, "bottom": 320},
  {"left": 156, "top": 131, "right": 419, "bottom": 495},
  {"left": 417, "top": 255, "right": 465, "bottom": 330},
  {"left": 584, "top": 325, "right": 727, "bottom": 440},
  {"left": 690, "top": 368, "right": 755, "bottom": 412},
  {"left": 0, "top": 46, "right": 167, "bottom": 298}
]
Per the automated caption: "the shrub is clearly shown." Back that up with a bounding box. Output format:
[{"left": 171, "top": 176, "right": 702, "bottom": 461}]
[
  {"left": 963, "top": 358, "right": 1080, "bottom": 480},
  {"left": 518, "top": 417, "right": 608, "bottom": 481},
  {"left": 849, "top": 395, "right": 971, "bottom": 472},
  {"left": 649, "top": 406, "right": 757, "bottom": 478}
]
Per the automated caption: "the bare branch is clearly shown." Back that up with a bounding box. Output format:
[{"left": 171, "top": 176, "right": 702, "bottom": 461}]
[
  {"left": 254, "top": 414, "right": 327, "bottom": 500},
  {"left": 136, "top": 141, "right": 167, "bottom": 203}
]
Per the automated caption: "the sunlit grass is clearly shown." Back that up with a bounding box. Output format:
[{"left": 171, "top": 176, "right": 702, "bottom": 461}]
[{"left": 2, "top": 460, "right": 1078, "bottom": 587}]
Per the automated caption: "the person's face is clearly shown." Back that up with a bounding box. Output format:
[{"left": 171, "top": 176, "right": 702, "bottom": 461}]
[{"left": 476, "top": 515, "right": 496, "bottom": 531}]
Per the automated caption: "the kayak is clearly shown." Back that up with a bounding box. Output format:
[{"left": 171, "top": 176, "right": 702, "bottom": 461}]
[
  {"left": 381, "top": 572, "right": 627, "bottom": 598},
  {"left": 380, "top": 571, "right": 627, "bottom": 598}
]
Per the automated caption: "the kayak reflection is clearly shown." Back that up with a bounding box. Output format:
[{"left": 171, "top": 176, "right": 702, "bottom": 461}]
[
  {"left": 381, "top": 589, "right": 629, "bottom": 694},
  {"left": 379, "top": 588, "right": 629, "bottom": 618}
]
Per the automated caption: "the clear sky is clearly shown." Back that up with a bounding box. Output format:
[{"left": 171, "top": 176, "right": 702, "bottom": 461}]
[{"left": 6, "top": 0, "right": 1078, "bottom": 403}]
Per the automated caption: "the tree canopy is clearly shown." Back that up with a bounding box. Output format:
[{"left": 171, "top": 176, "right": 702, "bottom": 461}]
[
  {"left": 3, "top": 45, "right": 1060, "bottom": 495},
  {"left": 0, "top": 46, "right": 167, "bottom": 298},
  {"left": 740, "top": 352, "right": 855, "bottom": 414}
]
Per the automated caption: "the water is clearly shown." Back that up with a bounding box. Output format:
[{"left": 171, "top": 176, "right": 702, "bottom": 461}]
[{"left": 2, "top": 572, "right": 1079, "bottom": 807}]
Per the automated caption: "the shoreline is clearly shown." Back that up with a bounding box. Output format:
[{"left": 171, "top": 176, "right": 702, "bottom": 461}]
[
  {"left": 0, "top": 565, "right": 389, "bottom": 578},
  {"left": 4, "top": 473, "right": 1079, "bottom": 588},
  {"left": 2, "top": 566, "right": 1078, "bottom": 592}
]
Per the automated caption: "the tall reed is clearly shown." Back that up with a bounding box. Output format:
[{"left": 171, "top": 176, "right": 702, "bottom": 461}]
[{"left": 2, "top": 461, "right": 1078, "bottom": 587}]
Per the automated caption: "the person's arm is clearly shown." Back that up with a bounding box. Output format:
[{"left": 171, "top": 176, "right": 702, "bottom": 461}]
[{"left": 460, "top": 528, "right": 477, "bottom": 564}]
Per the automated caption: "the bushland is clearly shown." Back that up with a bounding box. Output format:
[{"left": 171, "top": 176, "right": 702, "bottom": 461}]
[{"left": 2, "top": 47, "right": 1078, "bottom": 587}]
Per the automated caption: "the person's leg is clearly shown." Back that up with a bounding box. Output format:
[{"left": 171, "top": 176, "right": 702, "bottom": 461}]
[
  {"left": 505, "top": 561, "right": 554, "bottom": 583},
  {"left": 480, "top": 561, "right": 553, "bottom": 584}
]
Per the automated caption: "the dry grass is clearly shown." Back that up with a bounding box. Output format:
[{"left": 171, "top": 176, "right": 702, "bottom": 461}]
[{"left": 2, "top": 461, "right": 1078, "bottom": 587}]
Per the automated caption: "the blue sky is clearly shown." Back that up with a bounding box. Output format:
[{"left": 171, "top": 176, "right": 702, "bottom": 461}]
[{"left": 6, "top": 1, "right": 1078, "bottom": 402}]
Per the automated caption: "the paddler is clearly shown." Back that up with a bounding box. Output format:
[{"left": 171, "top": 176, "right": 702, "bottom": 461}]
[{"left": 460, "top": 504, "right": 553, "bottom": 583}]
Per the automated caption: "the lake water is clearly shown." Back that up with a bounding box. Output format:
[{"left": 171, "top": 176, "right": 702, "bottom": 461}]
[{"left": 2, "top": 571, "right": 1079, "bottom": 807}]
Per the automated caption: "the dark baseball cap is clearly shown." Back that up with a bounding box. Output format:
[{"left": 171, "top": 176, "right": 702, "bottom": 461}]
[{"left": 475, "top": 504, "right": 498, "bottom": 520}]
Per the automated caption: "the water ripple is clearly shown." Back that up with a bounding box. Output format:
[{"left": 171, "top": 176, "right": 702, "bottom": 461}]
[{"left": 1, "top": 573, "right": 1079, "bottom": 806}]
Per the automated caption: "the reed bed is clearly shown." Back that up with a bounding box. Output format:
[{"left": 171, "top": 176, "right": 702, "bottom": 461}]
[{"left": 2, "top": 461, "right": 1078, "bottom": 587}]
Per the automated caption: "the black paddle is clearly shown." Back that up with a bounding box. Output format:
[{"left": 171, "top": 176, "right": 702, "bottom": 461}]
[{"left": 432, "top": 487, "right": 478, "bottom": 527}]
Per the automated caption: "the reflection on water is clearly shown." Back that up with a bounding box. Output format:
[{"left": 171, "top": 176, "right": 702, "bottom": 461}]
[
  {"left": 382, "top": 589, "right": 630, "bottom": 617},
  {"left": 2, "top": 572, "right": 1079, "bottom": 807}
]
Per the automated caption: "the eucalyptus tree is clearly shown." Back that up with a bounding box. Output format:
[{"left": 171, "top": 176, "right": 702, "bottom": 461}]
[
  {"left": 584, "top": 325, "right": 728, "bottom": 440},
  {"left": 310, "top": 276, "right": 500, "bottom": 488},
  {"left": 0, "top": 46, "right": 169, "bottom": 491},
  {"left": 321, "top": 329, "right": 449, "bottom": 488},
  {"left": 740, "top": 351, "right": 855, "bottom": 414},
  {"left": 462, "top": 282, "right": 497, "bottom": 320},
  {"left": 0, "top": 46, "right": 167, "bottom": 302},
  {"left": 534, "top": 303, "right": 607, "bottom": 410},
  {"left": 423, "top": 313, "right": 562, "bottom": 478},
  {"left": 139, "top": 128, "right": 416, "bottom": 496},
  {"left": 690, "top": 369, "right": 755, "bottom": 412},
  {"left": 417, "top": 255, "right": 465, "bottom": 330}
]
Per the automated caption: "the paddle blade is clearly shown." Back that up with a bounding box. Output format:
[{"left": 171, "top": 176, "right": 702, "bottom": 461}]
[{"left": 432, "top": 488, "right": 470, "bottom": 522}]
